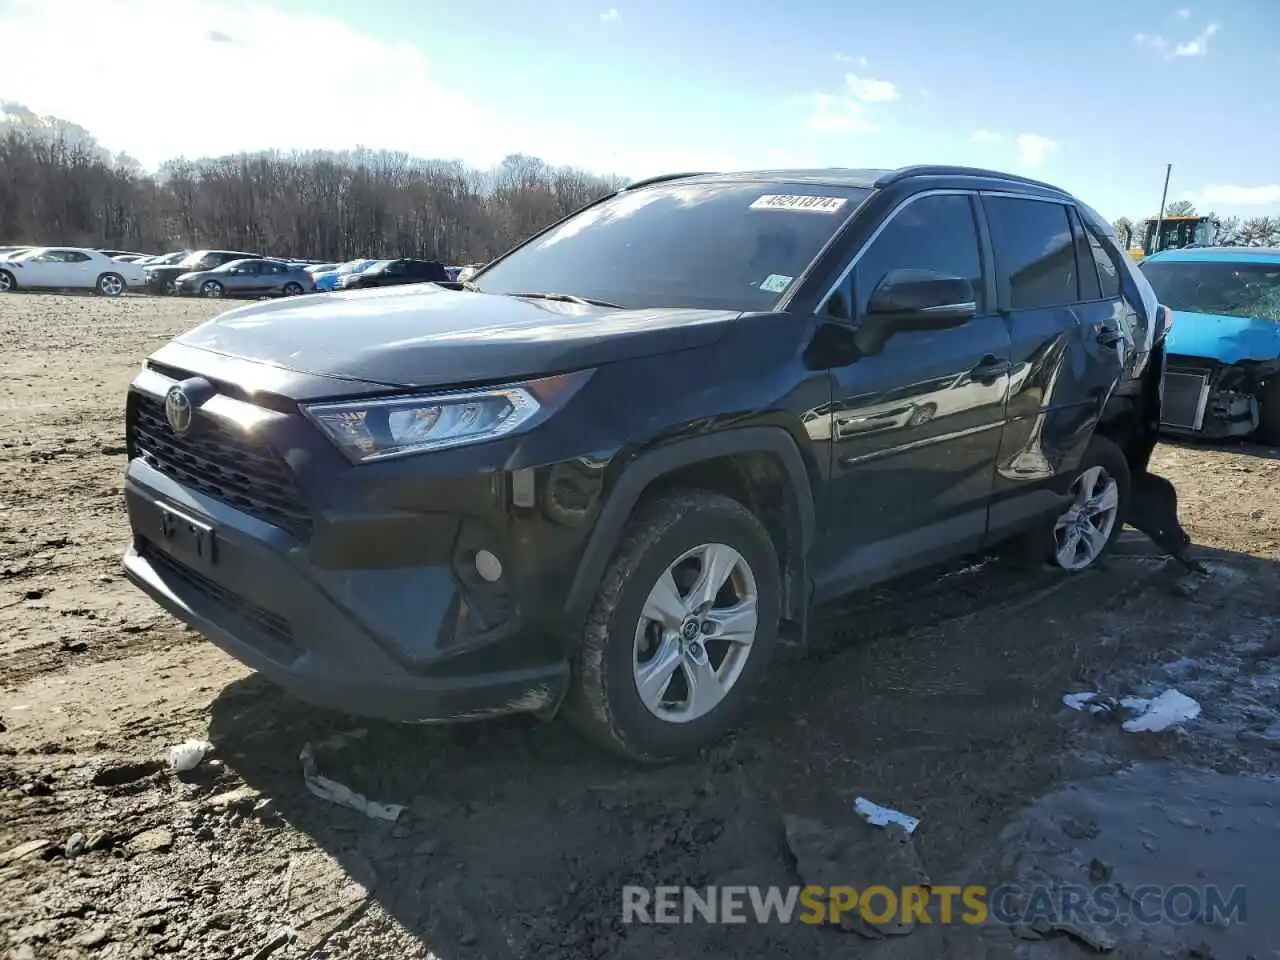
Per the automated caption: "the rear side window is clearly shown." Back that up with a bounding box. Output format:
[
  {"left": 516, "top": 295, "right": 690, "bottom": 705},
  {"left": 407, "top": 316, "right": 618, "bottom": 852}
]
[
  {"left": 1085, "top": 230, "right": 1120, "bottom": 299},
  {"left": 985, "top": 197, "right": 1078, "bottom": 310},
  {"left": 848, "top": 193, "right": 985, "bottom": 316}
]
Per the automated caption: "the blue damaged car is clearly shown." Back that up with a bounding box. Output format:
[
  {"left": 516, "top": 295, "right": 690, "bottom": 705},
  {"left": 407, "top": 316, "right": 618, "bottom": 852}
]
[{"left": 1139, "top": 247, "right": 1280, "bottom": 443}]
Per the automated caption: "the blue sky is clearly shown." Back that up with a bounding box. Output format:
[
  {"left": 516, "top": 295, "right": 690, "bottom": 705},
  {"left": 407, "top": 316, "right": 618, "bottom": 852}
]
[{"left": 1, "top": 0, "right": 1277, "bottom": 221}]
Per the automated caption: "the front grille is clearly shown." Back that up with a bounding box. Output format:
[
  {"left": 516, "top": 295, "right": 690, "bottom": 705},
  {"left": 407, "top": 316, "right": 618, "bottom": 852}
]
[
  {"left": 129, "top": 393, "right": 313, "bottom": 538},
  {"left": 142, "top": 541, "right": 298, "bottom": 661},
  {"left": 1161, "top": 370, "right": 1210, "bottom": 431}
]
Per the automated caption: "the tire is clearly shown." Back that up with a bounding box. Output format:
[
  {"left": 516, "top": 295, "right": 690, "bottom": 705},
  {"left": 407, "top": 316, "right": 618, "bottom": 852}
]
[
  {"left": 282, "top": 282, "right": 304, "bottom": 296},
  {"left": 0, "top": 270, "right": 15, "bottom": 293},
  {"left": 1256, "top": 379, "right": 1280, "bottom": 446},
  {"left": 201, "top": 280, "right": 223, "bottom": 299},
  {"left": 1010, "top": 436, "right": 1130, "bottom": 572},
  {"left": 563, "top": 489, "right": 782, "bottom": 763},
  {"left": 96, "top": 273, "right": 126, "bottom": 297}
]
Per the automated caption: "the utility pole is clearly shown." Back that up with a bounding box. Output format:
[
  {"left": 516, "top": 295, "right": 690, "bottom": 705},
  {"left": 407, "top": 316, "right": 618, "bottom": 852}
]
[{"left": 1152, "top": 163, "right": 1172, "bottom": 254}]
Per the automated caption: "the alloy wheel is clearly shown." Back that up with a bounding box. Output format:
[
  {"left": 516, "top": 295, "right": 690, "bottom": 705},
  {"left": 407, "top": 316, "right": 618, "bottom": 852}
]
[
  {"left": 1052, "top": 465, "right": 1120, "bottom": 570},
  {"left": 632, "top": 542, "right": 758, "bottom": 723}
]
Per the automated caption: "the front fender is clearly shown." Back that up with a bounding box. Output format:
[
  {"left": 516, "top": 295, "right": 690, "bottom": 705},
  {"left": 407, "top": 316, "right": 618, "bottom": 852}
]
[{"left": 561, "top": 426, "right": 817, "bottom": 629}]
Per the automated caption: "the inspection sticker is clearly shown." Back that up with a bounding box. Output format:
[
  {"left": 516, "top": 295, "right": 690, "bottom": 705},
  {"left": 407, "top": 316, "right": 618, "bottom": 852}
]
[
  {"left": 749, "top": 194, "right": 848, "bottom": 214},
  {"left": 759, "top": 274, "right": 793, "bottom": 293}
]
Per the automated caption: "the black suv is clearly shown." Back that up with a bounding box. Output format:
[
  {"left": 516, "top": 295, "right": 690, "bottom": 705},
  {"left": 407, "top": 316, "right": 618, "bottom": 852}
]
[
  {"left": 339, "top": 258, "right": 450, "bottom": 290},
  {"left": 121, "top": 166, "right": 1182, "bottom": 762}
]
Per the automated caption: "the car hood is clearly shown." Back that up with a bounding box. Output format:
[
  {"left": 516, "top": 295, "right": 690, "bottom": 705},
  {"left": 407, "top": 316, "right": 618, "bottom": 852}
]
[
  {"left": 1166, "top": 310, "right": 1280, "bottom": 365},
  {"left": 175, "top": 283, "right": 740, "bottom": 388}
]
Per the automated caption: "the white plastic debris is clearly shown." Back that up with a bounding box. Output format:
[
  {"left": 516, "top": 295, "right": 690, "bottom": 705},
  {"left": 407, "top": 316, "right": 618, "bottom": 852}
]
[
  {"left": 1119, "top": 689, "right": 1201, "bottom": 733},
  {"left": 166, "top": 739, "right": 214, "bottom": 772},
  {"left": 299, "top": 730, "right": 405, "bottom": 822},
  {"left": 854, "top": 797, "right": 920, "bottom": 835},
  {"left": 1062, "top": 692, "right": 1105, "bottom": 713}
]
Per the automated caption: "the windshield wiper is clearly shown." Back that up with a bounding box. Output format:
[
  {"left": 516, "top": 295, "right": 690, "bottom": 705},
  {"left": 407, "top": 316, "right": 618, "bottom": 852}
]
[{"left": 508, "top": 291, "right": 624, "bottom": 309}]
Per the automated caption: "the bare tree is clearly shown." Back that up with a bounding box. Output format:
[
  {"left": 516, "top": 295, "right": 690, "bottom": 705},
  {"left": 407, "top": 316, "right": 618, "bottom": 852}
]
[{"left": 0, "top": 129, "right": 626, "bottom": 262}]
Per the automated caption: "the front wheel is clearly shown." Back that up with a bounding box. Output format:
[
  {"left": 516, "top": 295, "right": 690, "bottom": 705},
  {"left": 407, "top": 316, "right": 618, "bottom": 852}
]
[
  {"left": 0, "top": 270, "right": 15, "bottom": 293},
  {"left": 563, "top": 490, "right": 782, "bottom": 763},
  {"left": 1256, "top": 379, "right": 1280, "bottom": 446},
  {"left": 201, "top": 280, "right": 223, "bottom": 298},
  {"left": 96, "top": 273, "right": 126, "bottom": 297}
]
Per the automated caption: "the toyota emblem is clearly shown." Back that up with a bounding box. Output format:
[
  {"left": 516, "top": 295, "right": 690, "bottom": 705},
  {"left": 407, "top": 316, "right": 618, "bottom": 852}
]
[{"left": 164, "top": 385, "right": 194, "bottom": 435}]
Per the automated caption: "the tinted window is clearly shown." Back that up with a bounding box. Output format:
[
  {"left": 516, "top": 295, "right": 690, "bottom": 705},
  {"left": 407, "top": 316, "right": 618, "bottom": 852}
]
[
  {"left": 64, "top": 251, "right": 91, "bottom": 263},
  {"left": 384, "top": 261, "right": 406, "bottom": 275},
  {"left": 474, "top": 181, "right": 872, "bottom": 311},
  {"left": 1086, "top": 230, "right": 1120, "bottom": 299},
  {"left": 1140, "top": 260, "right": 1280, "bottom": 322},
  {"left": 262, "top": 263, "right": 283, "bottom": 274},
  {"left": 1068, "top": 209, "right": 1100, "bottom": 301},
  {"left": 985, "top": 197, "right": 1078, "bottom": 310},
  {"left": 845, "top": 193, "right": 984, "bottom": 316}
]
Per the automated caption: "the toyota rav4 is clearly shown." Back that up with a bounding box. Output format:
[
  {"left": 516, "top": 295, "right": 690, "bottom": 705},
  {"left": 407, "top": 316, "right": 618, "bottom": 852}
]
[{"left": 122, "top": 165, "right": 1187, "bottom": 762}]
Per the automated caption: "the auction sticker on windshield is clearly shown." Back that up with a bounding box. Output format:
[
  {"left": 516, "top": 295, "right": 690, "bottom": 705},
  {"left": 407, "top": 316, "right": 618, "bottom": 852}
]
[{"left": 750, "top": 195, "right": 848, "bottom": 214}]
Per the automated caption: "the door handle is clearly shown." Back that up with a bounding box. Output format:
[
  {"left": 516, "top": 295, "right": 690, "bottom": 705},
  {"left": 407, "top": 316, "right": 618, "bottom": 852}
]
[
  {"left": 969, "top": 355, "right": 1011, "bottom": 383},
  {"left": 1097, "top": 327, "right": 1123, "bottom": 348}
]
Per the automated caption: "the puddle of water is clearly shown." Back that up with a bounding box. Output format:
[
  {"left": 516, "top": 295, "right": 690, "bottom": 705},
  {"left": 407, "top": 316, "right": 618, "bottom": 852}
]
[{"left": 986, "top": 762, "right": 1280, "bottom": 957}]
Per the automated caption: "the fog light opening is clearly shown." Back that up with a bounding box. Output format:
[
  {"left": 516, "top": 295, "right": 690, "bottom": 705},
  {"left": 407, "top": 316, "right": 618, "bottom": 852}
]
[{"left": 475, "top": 549, "right": 503, "bottom": 583}]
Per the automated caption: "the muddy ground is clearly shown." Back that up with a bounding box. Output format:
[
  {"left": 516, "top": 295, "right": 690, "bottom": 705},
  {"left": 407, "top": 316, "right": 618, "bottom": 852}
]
[{"left": 1, "top": 294, "right": 1278, "bottom": 960}]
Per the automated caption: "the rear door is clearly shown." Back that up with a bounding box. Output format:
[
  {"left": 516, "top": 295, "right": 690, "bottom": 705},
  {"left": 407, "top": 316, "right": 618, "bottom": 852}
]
[{"left": 979, "top": 193, "right": 1124, "bottom": 539}]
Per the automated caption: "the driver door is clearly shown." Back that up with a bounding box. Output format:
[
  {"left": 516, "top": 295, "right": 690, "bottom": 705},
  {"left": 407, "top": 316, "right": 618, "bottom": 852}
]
[{"left": 810, "top": 191, "right": 1013, "bottom": 600}]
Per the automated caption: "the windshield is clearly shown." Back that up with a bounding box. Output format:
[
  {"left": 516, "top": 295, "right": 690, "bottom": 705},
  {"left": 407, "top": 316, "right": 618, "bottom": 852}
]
[
  {"left": 473, "top": 180, "right": 872, "bottom": 311},
  {"left": 337, "top": 258, "right": 371, "bottom": 274},
  {"left": 11, "top": 249, "right": 43, "bottom": 261},
  {"left": 1141, "top": 260, "right": 1280, "bottom": 321}
]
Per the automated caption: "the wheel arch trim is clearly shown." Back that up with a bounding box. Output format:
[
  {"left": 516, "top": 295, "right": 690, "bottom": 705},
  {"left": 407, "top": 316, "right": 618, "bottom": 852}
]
[{"left": 562, "top": 426, "right": 816, "bottom": 629}]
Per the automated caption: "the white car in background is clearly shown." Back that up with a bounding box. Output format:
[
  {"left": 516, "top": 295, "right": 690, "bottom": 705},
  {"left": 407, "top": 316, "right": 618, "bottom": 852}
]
[{"left": 0, "top": 246, "right": 148, "bottom": 296}]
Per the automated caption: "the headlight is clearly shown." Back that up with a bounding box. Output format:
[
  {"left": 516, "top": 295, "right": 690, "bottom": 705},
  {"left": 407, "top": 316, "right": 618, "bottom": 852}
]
[{"left": 304, "top": 386, "right": 541, "bottom": 462}]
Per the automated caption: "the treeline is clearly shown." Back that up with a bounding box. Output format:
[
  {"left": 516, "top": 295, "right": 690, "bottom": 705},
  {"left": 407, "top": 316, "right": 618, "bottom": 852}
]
[{"left": 0, "top": 130, "right": 628, "bottom": 263}]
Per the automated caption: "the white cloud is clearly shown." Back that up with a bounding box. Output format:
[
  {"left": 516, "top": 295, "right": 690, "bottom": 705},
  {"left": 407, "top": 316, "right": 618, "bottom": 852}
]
[
  {"left": 834, "top": 53, "right": 870, "bottom": 67},
  {"left": 968, "top": 129, "right": 1003, "bottom": 144},
  {"left": 1135, "top": 21, "right": 1219, "bottom": 57},
  {"left": 1176, "top": 8, "right": 1191, "bottom": 18},
  {"left": 600, "top": 8, "right": 620, "bottom": 22},
  {"left": 803, "top": 93, "right": 878, "bottom": 134},
  {"left": 0, "top": 0, "right": 520, "bottom": 171},
  {"left": 1189, "top": 184, "right": 1280, "bottom": 207},
  {"left": 1015, "top": 133, "right": 1059, "bottom": 168},
  {"left": 844, "top": 73, "right": 899, "bottom": 103},
  {"left": 1173, "top": 22, "right": 1218, "bottom": 56}
]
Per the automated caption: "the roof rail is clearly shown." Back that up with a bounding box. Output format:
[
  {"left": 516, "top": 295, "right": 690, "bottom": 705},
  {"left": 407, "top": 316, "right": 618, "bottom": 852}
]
[
  {"left": 875, "top": 165, "right": 1067, "bottom": 194},
  {"left": 622, "top": 171, "right": 714, "bottom": 191}
]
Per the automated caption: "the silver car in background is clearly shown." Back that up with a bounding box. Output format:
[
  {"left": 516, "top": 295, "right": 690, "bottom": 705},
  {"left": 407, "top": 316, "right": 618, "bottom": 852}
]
[{"left": 174, "top": 258, "right": 316, "bottom": 299}]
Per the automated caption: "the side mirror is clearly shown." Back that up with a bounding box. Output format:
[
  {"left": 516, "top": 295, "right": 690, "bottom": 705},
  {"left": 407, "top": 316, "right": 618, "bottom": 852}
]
[{"left": 865, "top": 268, "right": 977, "bottom": 329}]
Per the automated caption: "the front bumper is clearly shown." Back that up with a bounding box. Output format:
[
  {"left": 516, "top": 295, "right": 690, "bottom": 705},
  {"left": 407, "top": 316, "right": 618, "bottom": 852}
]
[
  {"left": 1161, "top": 355, "right": 1261, "bottom": 439},
  {"left": 122, "top": 459, "right": 569, "bottom": 724}
]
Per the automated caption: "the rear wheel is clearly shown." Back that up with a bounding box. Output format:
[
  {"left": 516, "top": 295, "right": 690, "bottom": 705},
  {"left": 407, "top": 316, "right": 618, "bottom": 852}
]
[
  {"left": 201, "top": 280, "right": 223, "bottom": 299},
  {"left": 1003, "top": 435, "right": 1130, "bottom": 571},
  {"left": 0, "top": 270, "right": 15, "bottom": 293},
  {"left": 282, "top": 282, "right": 304, "bottom": 296},
  {"left": 96, "top": 273, "right": 125, "bottom": 297},
  {"left": 563, "top": 490, "right": 782, "bottom": 763}
]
